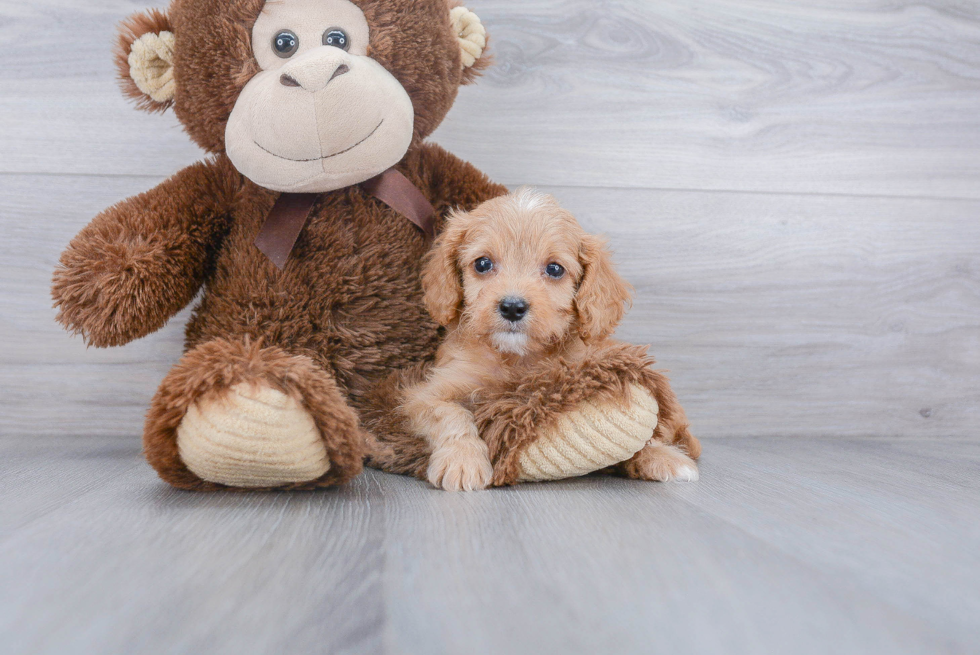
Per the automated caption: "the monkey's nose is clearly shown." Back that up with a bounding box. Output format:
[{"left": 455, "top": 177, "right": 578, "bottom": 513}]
[
  {"left": 498, "top": 297, "right": 529, "bottom": 322},
  {"left": 279, "top": 54, "right": 351, "bottom": 92}
]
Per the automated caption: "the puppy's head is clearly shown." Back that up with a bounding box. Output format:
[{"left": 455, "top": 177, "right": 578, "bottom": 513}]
[{"left": 422, "top": 188, "right": 632, "bottom": 356}]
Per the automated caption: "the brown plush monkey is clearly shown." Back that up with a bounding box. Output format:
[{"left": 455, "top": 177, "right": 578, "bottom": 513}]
[{"left": 51, "top": 0, "right": 695, "bottom": 490}]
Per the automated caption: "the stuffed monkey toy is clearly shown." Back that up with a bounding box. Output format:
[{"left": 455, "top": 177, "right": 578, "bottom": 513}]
[{"left": 52, "top": 0, "right": 695, "bottom": 490}]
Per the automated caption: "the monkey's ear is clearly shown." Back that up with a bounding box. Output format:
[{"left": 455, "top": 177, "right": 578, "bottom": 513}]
[
  {"left": 421, "top": 211, "right": 470, "bottom": 326},
  {"left": 115, "top": 9, "right": 176, "bottom": 112},
  {"left": 449, "top": 5, "right": 490, "bottom": 85}
]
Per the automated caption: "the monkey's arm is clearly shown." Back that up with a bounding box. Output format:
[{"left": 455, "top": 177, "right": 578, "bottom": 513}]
[
  {"left": 52, "top": 157, "right": 239, "bottom": 347},
  {"left": 414, "top": 142, "right": 508, "bottom": 216}
]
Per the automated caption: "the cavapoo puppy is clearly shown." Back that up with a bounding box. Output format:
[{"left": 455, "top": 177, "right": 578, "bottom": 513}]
[{"left": 403, "top": 188, "right": 700, "bottom": 491}]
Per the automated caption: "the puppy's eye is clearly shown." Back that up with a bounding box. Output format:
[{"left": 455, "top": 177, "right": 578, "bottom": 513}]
[
  {"left": 322, "top": 28, "right": 350, "bottom": 50},
  {"left": 273, "top": 30, "right": 299, "bottom": 58},
  {"left": 474, "top": 257, "right": 494, "bottom": 274},
  {"left": 545, "top": 262, "right": 565, "bottom": 279}
]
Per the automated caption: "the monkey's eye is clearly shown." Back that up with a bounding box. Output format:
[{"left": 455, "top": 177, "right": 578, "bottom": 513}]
[
  {"left": 474, "top": 257, "right": 494, "bottom": 274},
  {"left": 273, "top": 30, "right": 299, "bottom": 58},
  {"left": 545, "top": 262, "right": 565, "bottom": 279},
  {"left": 322, "top": 28, "right": 350, "bottom": 50}
]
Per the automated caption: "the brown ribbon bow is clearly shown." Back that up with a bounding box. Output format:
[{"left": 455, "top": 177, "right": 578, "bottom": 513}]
[{"left": 254, "top": 168, "right": 436, "bottom": 270}]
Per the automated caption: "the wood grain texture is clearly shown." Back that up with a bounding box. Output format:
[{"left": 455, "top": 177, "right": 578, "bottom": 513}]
[
  {"left": 1, "top": 436, "right": 977, "bottom": 654},
  {"left": 1, "top": 1, "right": 979, "bottom": 197},
  {"left": 554, "top": 185, "right": 980, "bottom": 439},
  {"left": 5, "top": 174, "right": 978, "bottom": 439},
  {"left": 0, "top": 174, "right": 188, "bottom": 438},
  {"left": 687, "top": 437, "right": 980, "bottom": 638},
  {"left": 375, "top": 468, "right": 948, "bottom": 655},
  {"left": 0, "top": 437, "right": 386, "bottom": 654}
]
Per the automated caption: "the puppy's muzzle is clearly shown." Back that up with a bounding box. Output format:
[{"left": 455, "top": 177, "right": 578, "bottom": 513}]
[{"left": 498, "top": 297, "right": 529, "bottom": 323}]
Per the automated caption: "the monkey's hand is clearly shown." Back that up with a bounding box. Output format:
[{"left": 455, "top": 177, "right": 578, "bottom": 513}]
[{"left": 52, "top": 159, "right": 234, "bottom": 347}]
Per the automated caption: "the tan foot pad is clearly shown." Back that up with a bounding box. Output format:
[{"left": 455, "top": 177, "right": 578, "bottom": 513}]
[
  {"left": 176, "top": 382, "right": 330, "bottom": 488},
  {"left": 517, "top": 384, "right": 658, "bottom": 482}
]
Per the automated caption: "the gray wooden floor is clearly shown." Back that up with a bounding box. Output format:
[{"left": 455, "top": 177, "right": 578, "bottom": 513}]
[
  {"left": 2, "top": 0, "right": 980, "bottom": 653},
  {"left": 2, "top": 436, "right": 978, "bottom": 654}
]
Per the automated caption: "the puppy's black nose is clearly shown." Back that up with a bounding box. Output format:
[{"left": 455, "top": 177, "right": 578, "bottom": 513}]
[{"left": 498, "top": 297, "right": 529, "bottom": 322}]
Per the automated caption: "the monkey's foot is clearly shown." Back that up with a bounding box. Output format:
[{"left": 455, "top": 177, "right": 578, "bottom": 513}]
[
  {"left": 176, "top": 381, "right": 331, "bottom": 488},
  {"left": 517, "top": 384, "right": 658, "bottom": 482},
  {"left": 144, "top": 338, "right": 364, "bottom": 491}
]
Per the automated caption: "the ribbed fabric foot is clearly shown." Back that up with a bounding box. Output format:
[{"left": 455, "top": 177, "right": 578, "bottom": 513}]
[
  {"left": 176, "top": 381, "right": 331, "bottom": 488},
  {"left": 517, "top": 384, "right": 658, "bottom": 482}
]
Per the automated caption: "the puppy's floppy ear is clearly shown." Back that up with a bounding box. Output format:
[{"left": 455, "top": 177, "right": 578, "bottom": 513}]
[
  {"left": 574, "top": 234, "right": 633, "bottom": 342},
  {"left": 115, "top": 9, "right": 176, "bottom": 113},
  {"left": 422, "top": 211, "right": 470, "bottom": 326}
]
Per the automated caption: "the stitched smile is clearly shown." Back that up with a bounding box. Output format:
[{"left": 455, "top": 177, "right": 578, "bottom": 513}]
[{"left": 254, "top": 120, "right": 384, "bottom": 162}]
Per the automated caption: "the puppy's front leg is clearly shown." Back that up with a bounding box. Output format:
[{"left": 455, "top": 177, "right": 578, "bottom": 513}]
[
  {"left": 424, "top": 407, "right": 493, "bottom": 491},
  {"left": 404, "top": 371, "right": 493, "bottom": 491}
]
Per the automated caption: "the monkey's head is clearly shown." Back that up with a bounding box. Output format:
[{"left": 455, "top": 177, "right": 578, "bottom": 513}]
[{"left": 117, "top": 0, "right": 489, "bottom": 192}]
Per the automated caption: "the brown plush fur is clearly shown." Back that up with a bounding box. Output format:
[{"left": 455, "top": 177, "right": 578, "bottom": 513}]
[
  {"left": 144, "top": 337, "right": 366, "bottom": 490},
  {"left": 52, "top": 157, "right": 239, "bottom": 348},
  {"left": 479, "top": 342, "right": 700, "bottom": 485},
  {"left": 362, "top": 362, "right": 432, "bottom": 478}
]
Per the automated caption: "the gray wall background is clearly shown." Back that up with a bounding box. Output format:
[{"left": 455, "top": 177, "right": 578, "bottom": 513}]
[{"left": 2, "top": 0, "right": 979, "bottom": 440}]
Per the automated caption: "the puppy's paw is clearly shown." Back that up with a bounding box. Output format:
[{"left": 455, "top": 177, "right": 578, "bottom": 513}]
[
  {"left": 623, "top": 442, "right": 700, "bottom": 482},
  {"left": 427, "top": 438, "right": 493, "bottom": 491}
]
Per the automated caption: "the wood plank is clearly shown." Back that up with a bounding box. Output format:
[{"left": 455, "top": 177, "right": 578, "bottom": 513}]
[
  {"left": 0, "top": 436, "right": 140, "bottom": 541},
  {"left": 375, "top": 466, "right": 957, "bottom": 655},
  {"left": 549, "top": 184, "right": 980, "bottom": 439},
  {"left": 1, "top": 437, "right": 976, "bottom": 654},
  {"left": 0, "top": 454, "right": 386, "bottom": 654},
  {"left": 686, "top": 437, "right": 980, "bottom": 644},
  {"left": 5, "top": 174, "right": 978, "bottom": 439},
  {"left": 0, "top": 173, "right": 188, "bottom": 439},
  {"left": 1, "top": 1, "right": 979, "bottom": 197}
]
